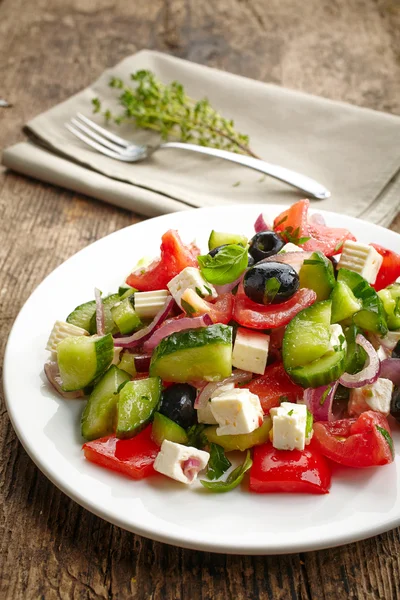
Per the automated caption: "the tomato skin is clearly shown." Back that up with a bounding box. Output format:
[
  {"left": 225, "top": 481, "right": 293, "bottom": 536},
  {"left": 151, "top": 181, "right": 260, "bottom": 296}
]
[
  {"left": 191, "top": 292, "right": 234, "bottom": 325},
  {"left": 82, "top": 425, "right": 159, "bottom": 479},
  {"left": 245, "top": 362, "right": 303, "bottom": 414},
  {"left": 249, "top": 443, "right": 332, "bottom": 494},
  {"left": 312, "top": 411, "right": 394, "bottom": 468},
  {"left": 234, "top": 283, "right": 317, "bottom": 329},
  {"left": 126, "top": 230, "right": 199, "bottom": 291},
  {"left": 370, "top": 243, "right": 400, "bottom": 291}
]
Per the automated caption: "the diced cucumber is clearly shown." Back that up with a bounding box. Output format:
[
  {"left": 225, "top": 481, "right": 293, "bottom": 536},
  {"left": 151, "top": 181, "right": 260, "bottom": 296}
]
[
  {"left": 204, "top": 418, "right": 272, "bottom": 452},
  {"left": 150, "top": 324, "right": 233, "bottom": 382},
  {"left": 282, "top": 301, "right": 332, "bottom": 369},
  {"left": 331, "top": 280, "right": 362, "bottom": 323},
  {"left": 81, "top": 365, "right": 130, "bottom": 441},
  {"left": 116, "top": 377, "right": 162, "bottom": 439},
  {"left": 299, "top": 252, "right": 336, "bottom": 301},
  {"left": 288, "top": 348, "right": 346, "bottom": 388},
  {"left": 111, "top": 298, "right": 142, "bottom": 334},
  {"left": 344, "top": 324, "right": 367, "bottom": 374},
  {"left": 88, "top": 293, "right": 120, "bottom": 335},
  {"left": 117, "top": 352, "right": 137, "bottom": 377},
  {"left": 151, "top": 412, "right": 188, "bottom": 446},
  {"left": 337, "top": 268, "right": 388, "bottom": 335},
  {"left": 66, "top": 300, "right": 96, "bottom": 332},
  {"left": 378, "top": 284, "right": 400, "bottom": 331},
  {"left": 57, "top": 334, "right": 114, "bottom": 391},
  {"left": 208, "top": 230, "right": 248, "bottom": 251},
  {"left": 118, "top": 285, "right": 136, "bottom": 298}
]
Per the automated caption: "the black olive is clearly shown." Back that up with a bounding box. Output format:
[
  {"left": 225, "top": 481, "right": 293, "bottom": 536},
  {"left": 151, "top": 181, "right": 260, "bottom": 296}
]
[
  {"left": 243, "top": 262, "right": 299, "bottom": 305},
  {"left": 247, "top": 254, "right": 255, "bottom": 267},
  {"left": 208, "top": 244, "right": 228, "bottom": 257},
  {"left": 248, "top": 231, "right": 284, "bottom": 263},
  {"left": 329, "top": 256, "right": 339, "bottom": 271},
  {"left": 392, "top": 341, "right": 400, "bottom": 359},
  {"left": 390, "top": 386, "right": 400, "bottom": 423},
  {"left": 159, "top": 383, "right": 197, "bottom": 428}
]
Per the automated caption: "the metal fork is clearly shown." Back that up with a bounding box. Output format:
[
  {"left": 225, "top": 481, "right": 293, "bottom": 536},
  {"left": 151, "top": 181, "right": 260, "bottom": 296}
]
[{"left": 65, "top": 113, "right": 331, "bottom": 200}]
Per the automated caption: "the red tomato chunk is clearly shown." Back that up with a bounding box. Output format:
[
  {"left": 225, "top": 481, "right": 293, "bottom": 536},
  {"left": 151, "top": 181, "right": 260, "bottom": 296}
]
[
  {"left": 370, "top": 243, "right": 400, "bottom": 291},
  {"left": 245, "top": 362, "right": 303, "bottom": 414}
]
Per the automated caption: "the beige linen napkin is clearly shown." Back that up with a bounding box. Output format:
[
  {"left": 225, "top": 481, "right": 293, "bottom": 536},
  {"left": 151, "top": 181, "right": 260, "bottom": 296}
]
[{"left": 3, "top": 50, "right": 400, "bottom": 224}]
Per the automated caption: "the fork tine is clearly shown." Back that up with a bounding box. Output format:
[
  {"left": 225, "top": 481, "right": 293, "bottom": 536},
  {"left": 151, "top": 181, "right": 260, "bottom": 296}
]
[
  {"left": 76, "top": 113, "right": 131, "bottom": 148},
  {"left": 70, "top": 117, "right": 124, "bottom": 153},
  {"left": 65, "top": 123, "right": 125, "bottom": 159}
]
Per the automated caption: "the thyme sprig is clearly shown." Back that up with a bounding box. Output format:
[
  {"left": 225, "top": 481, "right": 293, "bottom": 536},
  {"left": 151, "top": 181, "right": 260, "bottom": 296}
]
[{"left": 92, "top": 70, "right": 259, "bottom": 158}]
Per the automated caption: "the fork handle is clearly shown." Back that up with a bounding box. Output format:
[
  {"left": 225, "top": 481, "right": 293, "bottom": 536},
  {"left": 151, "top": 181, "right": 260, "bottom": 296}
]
[{"left": 159, "top": 142, "right": 330, "bottom": 200}]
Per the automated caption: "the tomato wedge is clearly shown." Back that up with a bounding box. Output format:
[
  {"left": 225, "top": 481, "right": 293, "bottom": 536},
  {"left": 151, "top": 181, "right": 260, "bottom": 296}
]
[
  {"left": 126, "top": 230, "right": 199, "bottom": 291},
  {"left": 312, "top": 411, "right": 394, "bottom": 467},
  {"left": 244, "top": 362, "right": 303, "bottom": 414},
  {"left": 370, "top": 243, "right": 400, "bottom": 291},
  {"left": 273, "top": 199, "right": 356, "bottom": 257},
  {"left": 83, "top": 425, "right": 159, "bottom": 479},
  {"left": 234, "top": 283, "right": 317, "bottom": 329},
  {"left": 249, "top": 443, "right": 332, "bottom": 494},
  {"left": 190, "top": 292, "right": 234, "bottom": 324}
]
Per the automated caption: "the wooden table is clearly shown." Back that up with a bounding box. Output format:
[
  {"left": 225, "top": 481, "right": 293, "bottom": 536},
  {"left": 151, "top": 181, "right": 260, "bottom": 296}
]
[{"left": 1, "top": 1, "right": 400, "bottom": 598}]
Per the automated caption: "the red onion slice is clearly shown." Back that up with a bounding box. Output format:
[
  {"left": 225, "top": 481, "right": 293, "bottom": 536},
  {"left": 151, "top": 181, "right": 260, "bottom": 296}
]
[
  {"left": 380, "top": 358, "right": 400, "bottom": 387},
  {"left": 309, "top": 213, "right": 326, "bottom": 227},
  {"left": 182, "top": 457, "right": 202, "bottom": 482},
  {"left": 254, "top": 213, "right": 272, "bottom": 233},
  {"left": 131, "top": 353, "right": 152, "bottom": 372},
  {"left": 143, "top": 314, "right": 213, "bottom": 352},
  {"left": 114, "top": 296, "right": 175, "bottom": 348},
  {"left": 95, "top": 288, "right": 105, "bottom": 336},
  {"left": 339, "top": 334, "right": 380, "bottom": 388},
  {"left": 194, "top": 370, "right": 253, "bottom": 409},
  {"left": 304, "top": 381, "right": 339, "bottom": 422},
  {"left": 215, "top": 274, "right": 243, "bottom": 295},
  {"left": 260, "top": 251, "right": 313, "bottom": 274},
  {"left": 44, "top": 361, "right": 85, "bottom": 399}
]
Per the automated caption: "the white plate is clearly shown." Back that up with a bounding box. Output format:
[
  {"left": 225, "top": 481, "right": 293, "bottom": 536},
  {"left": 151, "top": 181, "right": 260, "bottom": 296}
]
[{"left": 4, "top": 204, "right": 400, "bottom": 555}]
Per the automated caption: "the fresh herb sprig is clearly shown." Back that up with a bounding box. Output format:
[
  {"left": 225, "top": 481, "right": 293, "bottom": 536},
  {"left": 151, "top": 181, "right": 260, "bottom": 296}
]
[{"left": 93, "top": 70, "right": 259, "bottom": 158}]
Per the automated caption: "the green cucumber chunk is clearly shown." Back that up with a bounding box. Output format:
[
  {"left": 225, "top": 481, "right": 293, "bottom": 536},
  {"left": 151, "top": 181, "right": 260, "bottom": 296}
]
[
  {"left": 289, "top": 348, "right": 346, "bottom": 388},
  {"left": 150, "top": 324, "right": 233, "bottom": 382},
  {"left": 205, "top": 418, "right": 272, "bottom": 452},
  {"left": 344, "top": 324, "right": 367, "bottom": 374},
  {"left": 66, "top": 300, "right": 96, "bottom": 332},
  {"left": 118, "top": 286, "right": 136, "bottom": 298},
  {"left": 337, "top": 268, "right": 388, "bottom": 335},
  {"left": 116, "top": 377, "right": 162, "bottom": 439},
  {"left": 331, "top": 280, "right": 362, "bottom": 323},
  {"left": 151, "top": 412, "right": 188, "bottom": 445},
  {"left": 117, "top": 352, "right": 137, "bottom": 377},
  {"left": 208, "top": 230, "right": 248, "bottom": 251},
  {"left": 81, "top": 365, "right": 130, "bottom": 441},
  {"left": 89, "top": 293, "right": 121, "bottom": 335},
  {"left": 299, "top": 252, "right": 336, "bottom": 301},
  {"left": 111, "top": 298, "right": 142, "bottom": 334},
  {"left": 378, "top": 284, "right": 400, "bottom": 331},
  {"left": 282, "top": 300, "right": 332, "bottom": 369},
  {"left": 57, "top": 334, "right": 114, "bottom": 391}
]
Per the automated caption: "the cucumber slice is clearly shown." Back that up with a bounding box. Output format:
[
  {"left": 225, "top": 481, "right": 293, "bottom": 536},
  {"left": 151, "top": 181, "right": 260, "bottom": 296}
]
[
  {"left": 299, "top": 252, "right": 335, "bottom": 301},
  {"left": 89, "top": 293, "right": 120, "bottom": 335},
  {"left": 282, "top": 301, "right": 332, "bottom": 369},
  {"left": 150, "top": 324, "right": 233, "bottom": 382},
  {"left": 337, "top": 268, "right": 388, "bottom": 335},
  {"left": 151, "top": 412, "right": 188, "bottom": 445},
  {"left": 204, "top": 417, "right": 272, "bottom": 452},
  {"left": 288, "top": 348, "right": 346, "bottom": 388},
  {"left": 116, "top": 377, "right": 162, "bottom": 439},
  {"left": 111, "top": 298, "right": 142, "bottom": 334},
  {"left": 81, "top": 365, "right": 130, "bottom": 441},
  {"left": 66, "top": 300, "right": 96, "bottom": 332},
  {"left": 117, "top": 352, "right": 137, "bottom": 377},
  {"left": 344, "top": 324, "right": 367, "bottom": 374},
  {"left": 57, "top": 334, "right": 114, "bottom": 391},
  {"left": 331, "top": 280, "right": 362, "bottom": 323},
  {"left": 378, "top": 284, "right": 400, "bottom": 330},
  {"left": 208, "top": 230, "right": 248, "bottom": 251},
  {"left": 118, "top": 285, "right": 136, "bottom": 298}
]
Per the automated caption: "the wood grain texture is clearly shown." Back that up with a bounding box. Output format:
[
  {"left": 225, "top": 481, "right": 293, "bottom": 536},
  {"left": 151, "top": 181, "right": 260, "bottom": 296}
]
[{"left": 1, "top": 0, "right": 400, "bottom": 598}]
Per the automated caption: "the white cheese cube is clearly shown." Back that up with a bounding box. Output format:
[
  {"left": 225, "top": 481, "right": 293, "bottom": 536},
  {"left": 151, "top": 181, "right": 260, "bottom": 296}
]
[
  {"left": 153, "top": 440, "right": 209, "bottom": 484},
  {"left": 210, "top": 388, "right": 263, "bottom": 435},
  {"left": 328, "top": 324, "right": 346, "bottom": 352},
  {"left": 134, "top": 290, "right": 170, "bottom": 319},
  {"left": 379, "top": 330, "right": 400, "bottom": 351},
  {"left": 348, "top": 378, "right": 394, "bottom": 416},
  {"left": 167, "top": 267, "right": 217, "bottom": 308},
  {"left": 270, "top": 402, "right": 308, "bottom": 451},
  {"left": 46, "top": 320, "right": 88, "bottom": 352},
  {"left": 279, "top": 243, "right": 304, "bottom": 254},
  {"left": 338, "top": 240, "right": 383, "bottom": 284},
  {"left": 196, "top": 383, "right": 235, "bottom": 425},
  {"left": 232, "top": 328, "right": 270, "bottom": 375}
]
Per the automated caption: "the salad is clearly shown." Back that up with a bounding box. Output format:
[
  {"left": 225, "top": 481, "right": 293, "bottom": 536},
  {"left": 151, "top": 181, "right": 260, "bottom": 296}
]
[{"left": 44, "top": 199, "right": 400, "bottom": 494}]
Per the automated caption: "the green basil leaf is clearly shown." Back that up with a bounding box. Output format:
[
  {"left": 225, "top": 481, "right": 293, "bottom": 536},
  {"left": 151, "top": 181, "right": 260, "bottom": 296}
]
[
  {"left": 264, "top": 276, "right": 281, "bottom": 303},
  {"left": 376, "top": 425, "right": 394, "bottom": 458},
  {"left": 186, "top": 424, "right": 208, "bottom": 449},
  {"left": 206, "top": 443, "right": 232, "bottom": 480},
  {"left": 197, "top": 244, "right": 248, "bottom": 285},
  {"left": 200, "top": 450, "right": 252, "bottom": 493},
  {"left": 305, "top": 409, "right": 313, "bottom": 438}
]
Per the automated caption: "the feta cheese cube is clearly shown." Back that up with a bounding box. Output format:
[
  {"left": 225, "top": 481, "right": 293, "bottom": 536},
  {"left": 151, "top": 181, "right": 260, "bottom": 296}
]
[
  {"left": 153, "top": 440, "right": 209, "bottom": 484},
  {"left": 270, "top": 402, "right": 308, "bottom": 451},
  {"left": 196, "top": 383, "right": 235, "bottom": 425},
  {"left": 328, "top": 324, "right": 346, "bottom": 352},
  {"left": 232, "top": 328, "right": 270, "bottom": 375},
  {"left": 348, "top": 378, "right": 394, "bottom": 416},
  {"left": 379, "top": 330, "right": 400, "bottom": 351},
  {"left": 46, "top": 320, "right": 88, "bottom": 352},
  {"left": 279, "top": 243, "right": 304, "bottom": 254},
  {"left": 210, "top": 388, "right": 263, "bottom": 435},
  {"left": 134, "top": 290, "right": 170, "bottom": 319},
  {"left": 338, "top": 240, "right": 383, "bottom": 284},
  {"left": 167, "top": 267, "right": 217, "bottom": 308}
]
